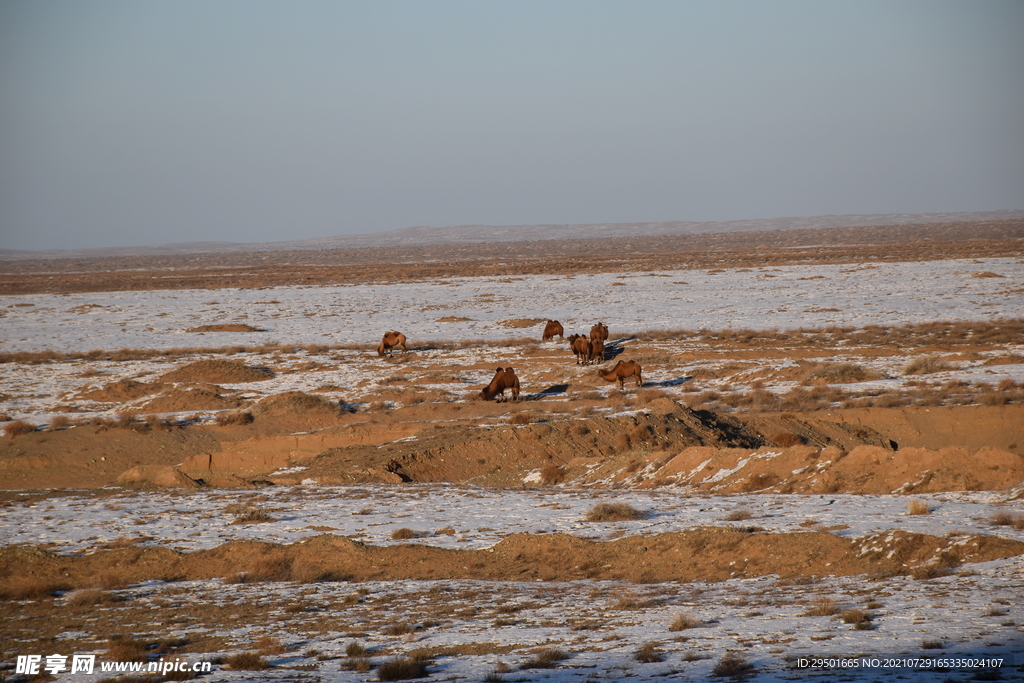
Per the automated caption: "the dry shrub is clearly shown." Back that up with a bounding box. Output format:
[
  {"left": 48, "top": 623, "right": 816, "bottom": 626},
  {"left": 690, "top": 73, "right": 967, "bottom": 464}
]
[
  {"left": 712, "top": 652, "right": 753, "bottom": 677},
  {"left": 803, "top": 362, "right": 881, "bottom": 384},
  {"left": 614, "top": 433, "right": 631, "bottom": 453},
  {"left": 215, "top": 410, "right": 253, "bottom": 426},
  {"left": 48, "top": 414, "right": 71, "bottom": 430},
  {"left": 383, "top": 622, "right": 413, "bottom": 636},
  {"left": 922, "top": 639, "right": 944, "bottom": 649},
  {"left": 770, "top": 431, "right": 804, "bottom": 447},
  {"left": 232, "top": 507, "right": 273, "bottom": 524},
  {"left": 224, "top": 652, "right": 269, "bottom": 670},
  {"left": 907, "top": 500, "right": 931, "bottom": 515},
  {"left": 634, "top": 642, "right": 665, "bottom": 663},
  {"left": 669, "top": 612, "right": 702, "bottom": 631},
  {"left": 345, "top": 641, "right": 366, "bottom": 657},
  {"left": 723, "top": 509, "right": 753, "bottom": 521},
  {"left": 989, "top": 510, "right": 1024, "bottom": 529},
  {"left": 903, "top": 354, "right": 957, "bottom": 375},
  {"left": 391, "top": 528, "right": 421, "bottom": 540},
  {"left": 67, "top": 589, "right": 123, "bottom": 607},
  {"left": 254, "top": 635, "right": 286, "bottom": 655},
  {"left": 1, "top": 579, "right": 71, "bottom": 601},
  {"left": 911, "top": 565, "right": 952, "bottom": 581},
  {"left": 509, "top": 413, "right": 533, "bottom": 425},
  {"left": 539, "top": 464, "right": 565, "bottom": 486},
  {"left": 840, "top": 608, "right": 872, "bottom": 629},
  {"left": 106, "top": 635, "right": 148, "bottom": 662},
  {"left": 3, "top": 420, "right": 36, "bottom": 437},
  {"left": 377, "top": 657, "right": 428, "bottom": 680},
  {"left": 585, "top": 502, "right": 647, "bottom": 522},
  {"left": 802, "top": 597, "right": 839, "bottom": 617},
  {"left": 520, "top": 647, "right": 569, "bottom": 669}
]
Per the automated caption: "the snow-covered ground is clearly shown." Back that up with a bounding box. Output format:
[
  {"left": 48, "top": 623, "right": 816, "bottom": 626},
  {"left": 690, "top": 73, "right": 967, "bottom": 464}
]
[
  {"left": 4, "top": 486, "right": 1023, "bottom": 682},
  {"left": 3, "top": 486, "right": 1023, "bottom": 554},
  {"left": 2, "top": 256, "right": 1023, "bottom": 428},
  {"left": 3, "top": 255, "right": 1024, "bottom": 681},
  {"left": 2, "top": 257, "right": 1022, "bottom": 353}
]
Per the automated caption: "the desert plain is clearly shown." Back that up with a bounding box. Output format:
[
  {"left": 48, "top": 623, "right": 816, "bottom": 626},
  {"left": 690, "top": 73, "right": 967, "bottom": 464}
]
[{"left": 1, "top": 219, "right": 1024, "bottom": 682}]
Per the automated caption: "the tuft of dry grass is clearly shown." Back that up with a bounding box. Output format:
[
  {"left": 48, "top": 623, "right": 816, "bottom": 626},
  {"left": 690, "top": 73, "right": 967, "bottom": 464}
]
[
  {"left": 67, "top": 589, "right": 123, "bottom": 607},
  {"left": 520, "top": 647, "right": 569, "bottom": 669},
  {"left": 231, "top": 507, "right": 273, "bottom": 524},
  {"left": 0, "top": 578, "right": 70, "bottom": 601},
  {"left": 712, "top": 652, "right": 753, "bottom": 677},
  {"left": 903, "top": 354, "right": 957, "bottom": 375},
  {"left": 840, "top": 608, "right": 872, "bottom": 629},
  {"left": 669, "top": 612, "right": 703, "bottom": 631},
  {"left": 539, "top": 464, "right": 565, "bottom": 486},
  {"left": 633, "top": 642, "right": 665, "bottom": 663},
  {"left": 722, "top": 509, "right": 753, "bottom": 522},
  {"left": 105, "top": 636, "right": 148, "bottom": 662},
  {"left": 390, "top": 528, "right": 422, "bottom": 540},
  {"left": 802, "top": 597, "right": 839, "bottom": 617},
  {"left": 585, "top": 502, "right": 648, "bottom": 522},
  {"left": 907, "top": 499, "right": 931, "bottom": 515},
  {"left": 3, "top": 420, "right": 36, "bottom": 437},
  {"left": 989, "top": 510, "right": 1024, "bottom": 529},
  {"left": 377, "top": 657, "right": 428, "bottom": 681},
  {"left": 770, "top": 431, "right": 804, "bottom": 447},
  {"left": 215, "top": 410, "right": 253, "bottom": 426},
  {"left": 224, "top": 652, "right": 269, "bottom": 670}
]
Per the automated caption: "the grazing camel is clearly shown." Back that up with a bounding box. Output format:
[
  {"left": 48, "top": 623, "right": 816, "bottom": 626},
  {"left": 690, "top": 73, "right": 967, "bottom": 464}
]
[
  {"left": 597, "top": 360, "right": 642, "bottom": 389},
  {"left": 590, "top": 322, "right": 608, "bottom": 345},
  {"left": 542, "top": 320, "right": 564, "bottom": 341},
  {"left": 377, "top": 331, "right": 408, "bottom": 357},
  {"left": 479, "top": 367, "right": 520, "bottom": 401},
  {"left": 570, "top": 334, "right": 594, "bottom": 365}
]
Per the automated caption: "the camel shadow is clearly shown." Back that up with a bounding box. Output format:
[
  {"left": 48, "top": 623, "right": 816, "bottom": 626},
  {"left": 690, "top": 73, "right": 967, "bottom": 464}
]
[
  {"left": 525, "top": 384, "right": 569, "bottom": 401},
  {"left": 646, "top": 376, "right": 693, "bottom": 388},
  {"left": 600, "top": 335, "right": 635, "bottom": 362}
]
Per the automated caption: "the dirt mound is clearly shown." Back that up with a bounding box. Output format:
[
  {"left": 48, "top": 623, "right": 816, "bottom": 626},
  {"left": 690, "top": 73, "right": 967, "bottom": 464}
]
[
  {"left": 115, "top": 464, "right": 201, "bottom": 488},
  {"left": 578, "top": 443, "right": 1024, "bottom": 493},
  {"left": 139, "top": 386, "right": 245, "bottom": 413},
  {"left": 78, "top": 379, "right": 166, "bottom": 403},
  {"left": 3, "top": 530, "right": 1021, "bottom": 594},
  {"left": 159, "top": 359, "right": 272, "bottom": 384},
  {"left": 247, "top": 391, "right": 346, "bottom": 432}
]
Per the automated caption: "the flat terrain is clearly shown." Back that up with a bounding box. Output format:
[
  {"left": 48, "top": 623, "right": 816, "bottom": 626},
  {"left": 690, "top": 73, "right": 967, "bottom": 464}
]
[{"left": 1, "top": 219, "right": 1023, "bottom": 682}]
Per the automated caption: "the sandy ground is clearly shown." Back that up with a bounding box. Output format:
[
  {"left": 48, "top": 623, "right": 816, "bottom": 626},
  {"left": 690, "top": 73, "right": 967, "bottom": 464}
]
[{"left": 2, "top": 224, "right": 1023, "bottom": 682}]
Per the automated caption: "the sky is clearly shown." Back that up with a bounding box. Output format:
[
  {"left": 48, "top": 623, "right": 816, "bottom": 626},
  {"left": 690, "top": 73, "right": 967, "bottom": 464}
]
[{"left": 1, "top": 1, "right": 1022, "bottom": 251}]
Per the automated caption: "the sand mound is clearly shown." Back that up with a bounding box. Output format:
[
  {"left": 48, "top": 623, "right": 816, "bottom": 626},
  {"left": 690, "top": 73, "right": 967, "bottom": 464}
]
[
  {"left": 140, "top": 387, "right": 245, "bottom": 413},
  {"left": 115, "top": 464, "right": 201, "bottom": 488},
  {"left": 3, "top": 530, "right": 1021, "bottom": 593},
  {"left": 160, "top": 359, "right": 272, "bottom": 384},
  {"left": 248, "top": 391, "right": 345, "bottom": 432},
  {"left": 78, "top": 379, "right": 166, "bottom": 402}
]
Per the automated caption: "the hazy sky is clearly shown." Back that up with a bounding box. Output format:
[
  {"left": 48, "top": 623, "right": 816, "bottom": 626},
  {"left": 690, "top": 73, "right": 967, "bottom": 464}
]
[{"left": 1, "top": 1, "right": 1022, "bottom": 251}]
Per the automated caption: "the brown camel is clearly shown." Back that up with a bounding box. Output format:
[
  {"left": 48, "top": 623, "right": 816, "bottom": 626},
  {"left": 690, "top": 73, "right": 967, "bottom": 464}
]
[
  {"left": 377, "top": 331, "right": 408, "bottom": 357},
  {"left": 479, "top": 367, "right": 520, "bottom": 401},
  {"left": 570, "top": 334, "right": 593, "bottom": 365},
  {"left": 590, "top": 322, "right": 608, "bottom": 345},
  {"left": 591, "top": 338, "right": 605, "bottom": 363},
  {"left": 542, "top": 320, "right": 564, "bottom": 341},
  {"left": 597, "top": 360, "right": 642, "bottom": 389}
]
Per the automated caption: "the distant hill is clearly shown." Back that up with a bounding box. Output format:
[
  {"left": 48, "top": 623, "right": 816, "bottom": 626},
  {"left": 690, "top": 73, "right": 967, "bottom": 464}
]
[{"left": 2, "top": 210, "right": 1021, "bottom": 261}]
